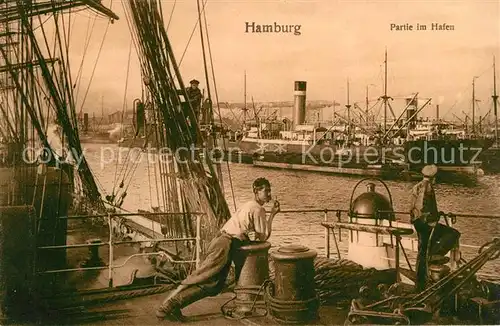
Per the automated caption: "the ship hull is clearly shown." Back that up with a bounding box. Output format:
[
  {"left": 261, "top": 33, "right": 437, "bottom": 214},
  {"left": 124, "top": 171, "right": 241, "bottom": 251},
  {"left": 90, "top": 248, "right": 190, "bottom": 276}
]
[
  {"left": 238, "top": 138, "right": 406, "bottom": 180},
  {"left": 253, "top": 152, "right": 405, "bottom": 180},
  {"left": 403, "top": 138, "right": 494, "bottom": 173},
  {"left": 478, "top": 145, "right": 500, "bottom": 174},
  {"left": 239, "top": 137, "right": 494, "bottom": 182},
  {"left": 237, "top": 138, "right": 406, "bottom": 160},
  {"left": 237, "top": 138, "right": 341, "bottom": 156}
]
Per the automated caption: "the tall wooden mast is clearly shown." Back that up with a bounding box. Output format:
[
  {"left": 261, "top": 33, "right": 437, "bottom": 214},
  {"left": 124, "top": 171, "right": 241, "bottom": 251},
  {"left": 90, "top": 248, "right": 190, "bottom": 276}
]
[{"left": 493, "top": 56, "right": 498, "bottom": 145}]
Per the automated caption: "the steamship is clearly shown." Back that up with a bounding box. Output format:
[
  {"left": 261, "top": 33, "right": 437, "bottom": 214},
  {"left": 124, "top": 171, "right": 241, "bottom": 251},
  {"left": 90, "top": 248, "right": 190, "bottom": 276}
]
[
  {"left": 115, "top": 100, "right": 161, "bottom": 149},
  {"left": 78, "top": 112, "right": 117, "bottom": 144},
  {"left": 402, "top": 120, "right": 494, "bottom": 181},
  {"left": 237, "top": 81, "right": 403, "bottom": 179}
]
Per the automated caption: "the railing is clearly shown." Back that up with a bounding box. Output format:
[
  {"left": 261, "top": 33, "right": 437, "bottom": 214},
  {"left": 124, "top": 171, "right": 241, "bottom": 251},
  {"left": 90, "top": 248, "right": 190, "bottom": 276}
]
[
  {"left": 35, "top": 208, "right": 500, "bottom": 291},
  {"left": 36, "top": 211, "right": 204, "bottom": 288}
]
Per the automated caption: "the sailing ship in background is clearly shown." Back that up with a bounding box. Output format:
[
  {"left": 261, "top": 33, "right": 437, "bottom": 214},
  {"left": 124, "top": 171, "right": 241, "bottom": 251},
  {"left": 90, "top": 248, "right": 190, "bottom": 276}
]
[
  {"left": 238, "top": 79, "right": 404, "bottom": 180},
  {"left": 0, "top": 0, "right": 120, "bottom": 315},
  {"left": 77, "top": 101, "right": 120, "bottom": 144},
  {"left": 0, "top": 0, "right": 118, "bottom": 215}
]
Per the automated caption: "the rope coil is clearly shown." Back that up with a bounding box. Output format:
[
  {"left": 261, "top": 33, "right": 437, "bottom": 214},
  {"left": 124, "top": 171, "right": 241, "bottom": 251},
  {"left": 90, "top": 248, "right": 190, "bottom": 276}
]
[
  {"left": 234, "top": 285, "right": 267, "bottom": 308},
  {"left": 221, "top": 281, "right": 271, "bottom": 320}
]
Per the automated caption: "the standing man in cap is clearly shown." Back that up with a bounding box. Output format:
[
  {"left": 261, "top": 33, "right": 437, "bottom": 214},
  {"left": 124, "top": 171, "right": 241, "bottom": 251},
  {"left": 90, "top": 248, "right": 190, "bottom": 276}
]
[
  {"left": 156, "top": 177, "right": 281, "bottom": 321},
  {"left": 409, "top": 164, "right": 439, "bottom": 291},
  {"left": 179, "top": 79, "right": 203, "bottom": 143},
  {"left": 185, "top": 79, "right": 203, "bottom": 120}
]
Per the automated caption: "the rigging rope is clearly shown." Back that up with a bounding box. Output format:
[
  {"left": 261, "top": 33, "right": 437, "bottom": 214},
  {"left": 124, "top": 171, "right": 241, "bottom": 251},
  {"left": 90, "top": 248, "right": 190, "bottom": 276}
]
[
  {"left": 201, "top": 5, "right": 236, "bottom": 211},
  {"left": 110, "top": 42, "right": 141, "bottom": 205},
  {"left": 74, "top": 12, "right": 97, "bottom": 100},
  {"left": 146, "top": 150, "right": 154, "bottom": 209},
  {"left": 152, "top": 150, "right": 162, "bottom": 210},
  {"left": 11, "top": 0, "right": 107, "bottom": 210},
  {"left": 122, "top": 0, "right": 232, "bottom": 249},
  {"left": 166, "top": 0, "right": 176, "bottom": 31},
  {"left": 77, "top": 8, "right": 112, "bottom": 115},
  {"left": 178, "top": 0, "right": 207, "bottom": 67}
]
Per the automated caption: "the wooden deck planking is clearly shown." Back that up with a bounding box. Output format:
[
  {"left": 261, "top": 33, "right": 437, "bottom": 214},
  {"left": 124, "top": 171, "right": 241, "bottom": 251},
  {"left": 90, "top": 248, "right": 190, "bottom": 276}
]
[{"left": 48, "top": 291, "right": 351, "bottom": 325}]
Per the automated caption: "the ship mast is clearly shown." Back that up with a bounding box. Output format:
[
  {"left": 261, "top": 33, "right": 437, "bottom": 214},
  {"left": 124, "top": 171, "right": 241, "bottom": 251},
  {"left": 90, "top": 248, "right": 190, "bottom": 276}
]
[
  {"left": 383, "top": 49, "right": 388, "bottom": 133},
  {"left": 243, "top": 70, "right": 247, "bottom": 128},
  {"left": 123, "top": 0, "right": 232, "bottom": 238},
  {"left": 378, "top": 49, "right": 394, "bottom": 139},
  {"left": 472, "top": 76, "right": 477, "bottom": 134},
  {"left": 0, "top": 0, "right": 118, "bottom": 210},
  {"left": 365, "top": 85, "right": 369, "bottom": 125},
  {"left": 493, "top": 56, "right": 498, "bottom": 145},
  {"left": 365, "top": 84, "right": 376, "bottom": 125},
  {"left": 346, "top": 78, "right": 351, "bottom": 143},
  {"left": 332, "top": 92, "right": 335, "bottom": 124},
  {"left": 101, "top": 95, "right": 104, "bottom": 124}
]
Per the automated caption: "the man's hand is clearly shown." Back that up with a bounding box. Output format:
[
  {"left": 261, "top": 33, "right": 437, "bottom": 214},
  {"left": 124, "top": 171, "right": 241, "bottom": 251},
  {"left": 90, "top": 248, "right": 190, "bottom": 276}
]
[
  {"left": 270, "top": 199, "right": 281, "bottom": 216},
  {"left": 248, "top": 231, "right": 257, "bottom": 241}
]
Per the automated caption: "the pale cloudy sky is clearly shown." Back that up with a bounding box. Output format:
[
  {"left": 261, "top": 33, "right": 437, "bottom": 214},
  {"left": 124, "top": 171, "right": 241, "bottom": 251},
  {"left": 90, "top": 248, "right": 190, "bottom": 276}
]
[{"left": 63, "top": 0, "right": 499, "bottom": 119}]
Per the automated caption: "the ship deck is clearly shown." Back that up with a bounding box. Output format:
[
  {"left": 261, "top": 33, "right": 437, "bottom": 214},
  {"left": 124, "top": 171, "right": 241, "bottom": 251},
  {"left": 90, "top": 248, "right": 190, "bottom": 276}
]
[
  {"left": 48, "top": 290, "right": 347, "bottom": 325},
  {"left": 44, "top": 288, "right": 469, "bottom": 326}
]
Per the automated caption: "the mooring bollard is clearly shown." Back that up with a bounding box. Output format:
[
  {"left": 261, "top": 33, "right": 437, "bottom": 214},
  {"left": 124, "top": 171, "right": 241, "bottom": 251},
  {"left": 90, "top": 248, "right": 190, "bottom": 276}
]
[
  {"left": 233, "top": 241, "right": 271, "bottom": 314},
  {"left": 266, "top": 244, "right": 319, "bottom": 324}
]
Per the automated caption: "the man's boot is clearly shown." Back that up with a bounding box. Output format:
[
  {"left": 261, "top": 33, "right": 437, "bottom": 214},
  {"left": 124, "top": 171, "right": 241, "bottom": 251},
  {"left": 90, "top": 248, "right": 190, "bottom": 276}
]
[
  {"left": 156, "top": 295, "right": 184, "bottom": 321},
  {"left": 413, "top": 220, "right": 431, "bottom": 292},
  {"left": 156, "top": 285, "right": 212, "bottom": 321}
]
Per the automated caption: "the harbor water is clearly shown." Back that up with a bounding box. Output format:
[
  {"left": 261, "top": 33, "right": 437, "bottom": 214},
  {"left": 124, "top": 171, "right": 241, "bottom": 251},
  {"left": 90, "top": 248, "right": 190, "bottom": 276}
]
[{"left": 83, "top": 143, "right": 500, "bottom": 278}]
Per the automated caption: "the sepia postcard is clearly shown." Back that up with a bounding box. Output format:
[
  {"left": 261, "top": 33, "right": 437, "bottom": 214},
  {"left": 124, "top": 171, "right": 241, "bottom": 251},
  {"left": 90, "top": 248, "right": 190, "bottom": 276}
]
[{"left": 0, "top": 0, "right": 499, "bottom": 325}]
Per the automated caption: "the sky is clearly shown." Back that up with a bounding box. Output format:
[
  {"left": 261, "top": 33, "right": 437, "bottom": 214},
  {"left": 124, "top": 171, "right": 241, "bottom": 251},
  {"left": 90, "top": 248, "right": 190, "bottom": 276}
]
[{"left": 58, "top": 0, "right": 499, "bottom": 120}]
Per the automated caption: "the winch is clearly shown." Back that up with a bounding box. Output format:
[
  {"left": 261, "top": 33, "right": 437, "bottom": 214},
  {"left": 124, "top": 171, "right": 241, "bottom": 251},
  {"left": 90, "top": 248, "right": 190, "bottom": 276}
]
[{"left": 265, "top": 244, "right": 319, "bottom": 324}]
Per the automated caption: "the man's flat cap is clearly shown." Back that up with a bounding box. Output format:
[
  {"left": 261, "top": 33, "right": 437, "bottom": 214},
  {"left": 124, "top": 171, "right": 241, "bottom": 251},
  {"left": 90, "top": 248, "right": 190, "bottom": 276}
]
[
  {"left": 422, "top": 164, "right": 438, "bottom": 178},
  {"left": 190, "top": 79, "right": 200, "bottom": 85}
]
